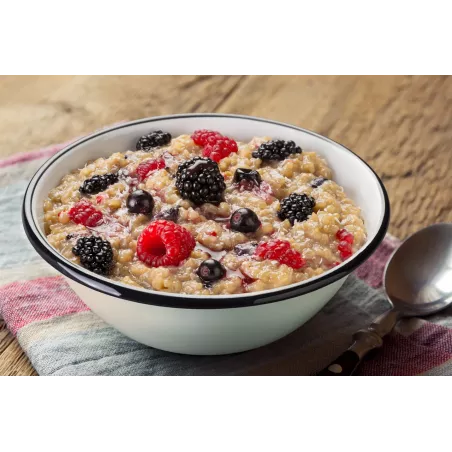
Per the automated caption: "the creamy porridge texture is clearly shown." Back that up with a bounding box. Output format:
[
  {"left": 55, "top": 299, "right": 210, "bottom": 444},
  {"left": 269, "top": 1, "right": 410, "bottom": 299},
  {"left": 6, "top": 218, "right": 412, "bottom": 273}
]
[{"left": 44, "top": 129, "right": 367, "bottom": 295}]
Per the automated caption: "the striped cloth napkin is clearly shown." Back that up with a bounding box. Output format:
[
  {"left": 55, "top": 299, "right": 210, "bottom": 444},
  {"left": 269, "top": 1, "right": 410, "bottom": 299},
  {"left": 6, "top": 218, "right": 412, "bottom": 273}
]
[{"left": 1, "top": 142, "right": 452, "bottom": 375}]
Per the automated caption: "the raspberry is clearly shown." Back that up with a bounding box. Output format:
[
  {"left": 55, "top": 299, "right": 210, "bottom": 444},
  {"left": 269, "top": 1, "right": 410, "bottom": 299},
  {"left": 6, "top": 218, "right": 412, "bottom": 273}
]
[
  {"left": 336, "top": 228, "right": 354, "bottom": 244},
  {"left": 137, "top": 220, "right": 195, "bottom": 267},
  {"left": 202, "top": 136, "right": 238, "bottom": 162},
  {"left": 338, "top": 241, "right": 353, "bottom": 261},
  {"left": 336, "top": 229, "right": 354, "bottom": 260},
  {"left": 68, "top": 200, "right": 103, "bottom": 227},
  {"left": 255, "top": 240, "right": 305, "bottom": 269},
  {"left": 191, "top": 130, "right": 223, "bottom": 146},
  {"left": 136, "top": 158, "right": 166, "bottom": 181}
]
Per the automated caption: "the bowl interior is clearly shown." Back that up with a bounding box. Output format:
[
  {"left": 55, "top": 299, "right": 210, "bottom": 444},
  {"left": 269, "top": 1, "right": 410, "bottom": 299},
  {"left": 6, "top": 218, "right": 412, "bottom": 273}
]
[{"left": 26, "top": 114, "right": 388, "bottom": 299}]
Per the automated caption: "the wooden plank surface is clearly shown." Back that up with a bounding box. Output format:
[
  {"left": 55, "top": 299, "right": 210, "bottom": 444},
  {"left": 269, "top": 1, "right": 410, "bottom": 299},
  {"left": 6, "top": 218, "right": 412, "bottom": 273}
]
[{"left": 0, "top": 75, "right": 451, "bottom": 376}]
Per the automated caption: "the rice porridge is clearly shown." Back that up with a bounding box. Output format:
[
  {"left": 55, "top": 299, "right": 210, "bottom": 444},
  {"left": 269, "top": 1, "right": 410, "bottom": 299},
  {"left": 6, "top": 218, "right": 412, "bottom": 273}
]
[{"left": 43, "top": 129, "right": 367, "bottom": 295}]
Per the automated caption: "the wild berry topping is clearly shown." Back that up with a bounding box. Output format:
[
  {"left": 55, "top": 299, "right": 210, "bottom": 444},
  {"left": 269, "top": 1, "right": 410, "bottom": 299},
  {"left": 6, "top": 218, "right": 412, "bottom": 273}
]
[
  {"left": 255, "top": 240, "right": 305, "bottom": 269},
  {"left": 79, "top": 173, "right": 118, "bottom": 195},
  {"left": 137, "top": 220, "right": 195, "bottom": 267},
  {"left": 136, "top": 158, "right": 166, "bottom": 181},
  {"left": 191, "top": 130, "right": 223, "bottom": 146},
  {"left": 196, "top": 259, "right": 226, "bottom": 283},
  {"left": 233, "top": 168, "right": 262, "bottom": 186},
  {"left": 126, "top": 190, "right": 154, "bottom": 215},
  {"left": 136, "top": 130, "right": 172, "bottom": 150},
  {"left": 175, "top": 157, "right": 226, "bottom": 205},
  {"left": 278, "top": 193, "right": 315, "bottom": 225},
  {"left": 68, "top": 200, "right": 103, "bottom": 227},
  {"left": 202, "top": 136, "right": 238, "bottom": 162},
  {"left": 72, "top": 236, "right": 114, "bottom": 275},
  {"left": 252, "top": 140, "right": 302, "bottom": 161},
  {"left": 230, "top": 208, "right": 261, "bottom": 233}
]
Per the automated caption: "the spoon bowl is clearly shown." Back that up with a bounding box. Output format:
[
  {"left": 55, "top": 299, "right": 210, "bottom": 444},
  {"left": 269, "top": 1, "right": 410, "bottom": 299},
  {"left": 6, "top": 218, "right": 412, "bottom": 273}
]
[{"left": 384, "top": 223, "right": 452, "bottom": 316}]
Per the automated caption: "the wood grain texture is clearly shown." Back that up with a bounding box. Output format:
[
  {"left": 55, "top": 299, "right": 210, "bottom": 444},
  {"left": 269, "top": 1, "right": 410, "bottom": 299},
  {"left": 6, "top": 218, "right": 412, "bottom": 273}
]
[
  {"left": 0, "top": 320, "right": 36, "bottom": 375},
  {"left": 0, "top": 75, "right": 451, "bottom": 376}
]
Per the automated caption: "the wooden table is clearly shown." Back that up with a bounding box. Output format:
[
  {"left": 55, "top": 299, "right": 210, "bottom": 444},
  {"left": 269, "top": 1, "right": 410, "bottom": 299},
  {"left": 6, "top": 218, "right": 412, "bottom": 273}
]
[{"left": 0, "top": 75, "right": 451, "bottom": 376}]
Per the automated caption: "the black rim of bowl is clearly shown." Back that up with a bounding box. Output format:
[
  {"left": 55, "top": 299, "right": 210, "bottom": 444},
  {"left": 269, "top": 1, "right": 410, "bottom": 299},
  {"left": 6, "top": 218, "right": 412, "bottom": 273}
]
[{"left": 22, "top": 114, "right": 390, "bottom": 309}]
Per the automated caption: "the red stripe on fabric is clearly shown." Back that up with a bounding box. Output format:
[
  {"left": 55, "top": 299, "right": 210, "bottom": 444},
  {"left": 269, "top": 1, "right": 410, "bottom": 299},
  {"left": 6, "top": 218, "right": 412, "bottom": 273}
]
[
  {"left": 0, "top": 276, "right": 89, "bottom": 335},
  {"left": 357, "top": 323, "right": 452, "bottom": 376},
  {"left": 0, "top": 121, "right": 126, "bottom": 169},
  {"left": 409, "top": 323, "right": 452, "bottom": 354},
  {"left": 0, "top": 142, "right": 69, "bottom": 169}
]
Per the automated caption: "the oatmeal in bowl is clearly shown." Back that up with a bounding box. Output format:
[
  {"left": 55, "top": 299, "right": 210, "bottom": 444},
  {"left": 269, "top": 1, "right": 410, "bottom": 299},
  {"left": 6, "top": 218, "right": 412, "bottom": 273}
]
[
  {"left": 23, "top": 114, "right": 388, "bottom": 355},
  {"left": 43, "top": 128, "right": 367, "bottom": 296}
]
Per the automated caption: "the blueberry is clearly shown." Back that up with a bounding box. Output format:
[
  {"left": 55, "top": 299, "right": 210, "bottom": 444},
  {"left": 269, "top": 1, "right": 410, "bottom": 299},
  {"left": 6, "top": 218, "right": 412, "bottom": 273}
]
[
  {"left": 311, "top": 177, "right": 328, "bottom": 188},
  {"left": 233, "top": 168, "right": 262, "bottom": 186},
  {"left": 126, "top": 190, "right": 154, "bottom": 215},
  {"left": 197, "top": 259, "right": 226, "bottom": 283},
  {"left": 230, "top": 208, "right": 261, "bottom": 233}
]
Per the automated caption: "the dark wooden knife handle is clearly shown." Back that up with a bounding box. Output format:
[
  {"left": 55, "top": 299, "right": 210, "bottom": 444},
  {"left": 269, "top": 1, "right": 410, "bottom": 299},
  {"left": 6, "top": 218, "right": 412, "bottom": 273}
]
[{"left": 317, "top": 350, "right": 361, "bottom": 375}]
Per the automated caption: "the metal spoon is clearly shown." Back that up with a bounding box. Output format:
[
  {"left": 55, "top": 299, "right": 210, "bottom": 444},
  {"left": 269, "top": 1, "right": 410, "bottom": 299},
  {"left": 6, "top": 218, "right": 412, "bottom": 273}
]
[{"left": 318, "top": 223, "right": 452, "bottom": 376}]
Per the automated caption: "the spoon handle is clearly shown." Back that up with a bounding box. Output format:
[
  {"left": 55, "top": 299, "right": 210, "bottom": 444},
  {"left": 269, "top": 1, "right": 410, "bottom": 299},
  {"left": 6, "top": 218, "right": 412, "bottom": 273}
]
[{"left": 317, "top": 309, "right": 400, "bottom": 376}]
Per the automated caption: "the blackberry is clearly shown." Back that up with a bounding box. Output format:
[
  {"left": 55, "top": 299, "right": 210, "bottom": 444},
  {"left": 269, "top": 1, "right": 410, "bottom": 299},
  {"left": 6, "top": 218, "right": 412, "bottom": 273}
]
[
  {"left": 136, "top": 130, "right": 172, "bottom": 150},
  {"left": 72, "top": 236, "right": 114, "bottom": 275},
  {"left": 79, "top": 173, "right": 119, "bottom": 195},
  {"left": 175, "top": 157, "right": 226, "bottom": 205},
  {"left": 252, "top": 140, "right": 302, "bottom": 161},
  {"left": 278, "top": 193, "right": 315, "bottom": 225}
]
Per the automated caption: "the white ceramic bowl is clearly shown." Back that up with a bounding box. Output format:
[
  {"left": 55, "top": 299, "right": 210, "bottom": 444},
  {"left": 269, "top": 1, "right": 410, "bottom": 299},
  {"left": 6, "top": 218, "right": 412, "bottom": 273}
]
[{"left": 23, "top": 114, "right": 390, "bottom": 355}]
